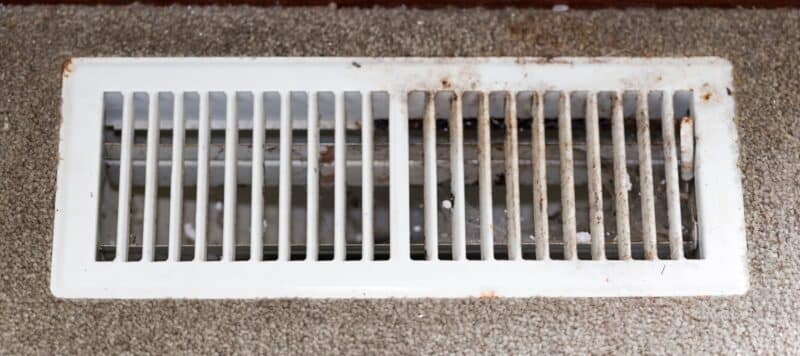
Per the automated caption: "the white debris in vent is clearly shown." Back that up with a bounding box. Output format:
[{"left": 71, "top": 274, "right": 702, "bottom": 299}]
[
  {"left": 441, "top": 200, "right": 452, "bottom": 210},
  {"left": 552, "top": 4, "right": 569, "bottom": 12},
  {"left": 183, "top": 223, "right": 196, "bottom": 241},
  {"left": 413, "top": 225, "right": 422, "bottom": 233},
  {"left": 577, "top": 231, "right": 591, "bottom": 244}
]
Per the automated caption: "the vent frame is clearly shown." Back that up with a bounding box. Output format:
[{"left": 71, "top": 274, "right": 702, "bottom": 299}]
[{"left": 52, "top": 57, "right": 747, "bottom": 298}]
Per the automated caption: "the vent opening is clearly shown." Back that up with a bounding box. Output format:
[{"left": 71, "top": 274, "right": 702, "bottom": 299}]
[
  {"left": 97, "top": 90, "right": 400, "bottom": 261},
  {"left": 96, "top": 89, "right": 698, "bottom": 262},
  {"left": 405, "top": 90, "right": 697, "bottom": 261}
]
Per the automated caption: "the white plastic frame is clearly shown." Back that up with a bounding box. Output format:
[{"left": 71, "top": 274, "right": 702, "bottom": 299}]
[{"left": 52, "top": 57, "right": 747, "bottom": 298}]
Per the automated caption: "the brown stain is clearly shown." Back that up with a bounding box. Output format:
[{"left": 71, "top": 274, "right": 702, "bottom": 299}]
[
  {"left": 441, "top": 78, "right": 451, "bottom": 89},
  {"left": 62, "top": 58, "right": 73, "bottom": 79},
  {"left": 702, "top": 92, "right": 713, "bottom": 101},
  {"left": 319, "top": 146, "right": 335, "bottom": 163},
  {"left": 513, "top": 56, "right": 569, "bottom": 65},
  {"left": 479, "top": 290, "right": 497, "bottom": 300}
]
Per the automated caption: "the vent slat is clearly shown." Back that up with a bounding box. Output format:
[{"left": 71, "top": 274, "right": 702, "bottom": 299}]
[
  {"left": 361, "top": 91, "right": 374, "bottom": 261},
  {"left": 636, "top": 91, "right": 658, "bottom": 260},
  {"left": 680, "top": 117, "right": 695, "bottom": 181},
  {"left": 661, "top": 91, "right": 684, "bottom": 260},
  {"left": 559, "top": 92, "right": 578, "bottom": 260},
  {"left": 531, "top": 91, "right": 550, "bottom": 260},
  {"left": 477, "top": 92, "right": 494, "bottom": 261},
  {"left": 167, "top": 92, "right": 185, "bottom": 262},
  {"left": 334, "top": 92, "right": 347, "bottom": 261},
  {"left": 449, "top": 93, "right": 467, "bottom": 261},
  {"left": 423, "top": 92, "right": 438, "bottom": 261},
  {"left": 251, "top": 92, "right": 265, "bottom": 261},
  {"left": 307, "top": 92, "right": 319, "bottom": 261},
  {"left": 389, "top": 93, "right": 410, "bottom": 260},
  {"left": 222, "top": 92, "right": 238, "bottom": 262},
  {"left": 278, "top": 92, "right": 292, "bottom": 261},
  {"left": 142, "top": 92, "right": 159, "bottom": 262},
  {"left": 504, "top": 92, "right": 522, "bottom": 261},
  {"left": 585, "top": 91, "right": 606, "bottom": 260},
  {"left": 115, "top": 91, "right": 135, "bottom": 262},
  {"left": 194, "top": 91, "right": 210, "bottom": 262},
  {"left": 611, "top": 91, "right": 632, "bottom": 260}
]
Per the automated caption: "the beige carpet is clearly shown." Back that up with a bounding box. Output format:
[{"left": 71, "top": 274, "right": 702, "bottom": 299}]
[{"left": 1, "top": 5, "right": 799, "bottom": 354}]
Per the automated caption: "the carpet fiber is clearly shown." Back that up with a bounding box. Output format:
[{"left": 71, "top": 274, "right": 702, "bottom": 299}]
[{"left": 1, "top": 5, "right": 799, "bottom": 354}]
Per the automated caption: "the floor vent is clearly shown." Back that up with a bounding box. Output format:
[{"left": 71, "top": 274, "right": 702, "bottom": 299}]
[{"left": 52, "top": 58, "right": 747, "bottom": 298}]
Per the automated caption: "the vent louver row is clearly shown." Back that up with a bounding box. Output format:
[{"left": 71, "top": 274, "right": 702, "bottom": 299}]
[{"left": 98, "top": 90, "right": 696, "bottom": 262}]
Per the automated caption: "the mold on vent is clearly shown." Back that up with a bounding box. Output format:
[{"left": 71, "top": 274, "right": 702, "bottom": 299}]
[{"left": 52, "top": 57, "right": 747, "bottom": 298}]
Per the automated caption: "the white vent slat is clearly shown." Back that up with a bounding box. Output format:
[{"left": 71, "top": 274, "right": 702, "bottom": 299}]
[
  {"left": 334, "top": 92, "right": 347, "bottom": 261},
  {"left": 278, "top": 91, "right": 292, "bottom": 261},
  {"left": 477, "top": 92, "right": 494, "bottom": 260},
  {"left": 251, "top": 92, "right": 265, "bottom": 262},
  {"left": 585, "top": 91, "right": 606, "bottom": 260},
  {"left": 142, "top": 92, "right": 159, "bottom": 262},
  {"left": 388, "top": 93, "right": 410, "bottom": 260},
  {"left": 449, "top": 93, "right": 467, "bottom": 261},
  {"left": 194, "top": 91, "right": 211, "bottom": 262},
  {"left": 167, "top": 92, "right": 185, "bottom": 262},
  {"left": 307, "top": 92, "right": 320, "bottom": 261},
  {"left": 504, "top": 93, "right": 522, "bottom": 261},
  {"left": 423, "top": 92, "right": 438, "bottom": 261},
  {"left": 531, "top": 91, "right": 549, "bottom": 261},
  {"left": 680, "top": 117, "right": 695, "bottom": 181},
  {"left": 361, "top": 91, "right": 375, "bottom": 261},
  {"left": 222, "top": 92, "right": 238, "bottom": 262},
  {"left": 611, "top": 91, "right": 632, "bottom": 260},
  {"left": 636, "top": 91, "right": 658, "bottom": 260},
  {"left": 115, "top": 91, "right": 134, "bottom": 262},
  {"left": 661, "top": 91, "right": 684, "bottom": 260},
  {"left": 558, "top": 92, "right": 578, "bottom": 260},
  {"left": 53, "top": 57, "right": 747, "bottom": 298}
]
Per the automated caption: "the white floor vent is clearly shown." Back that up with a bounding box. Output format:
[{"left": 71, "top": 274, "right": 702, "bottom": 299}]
[{"left": 52, "top": 58, "right": 747, "bottom": 298}]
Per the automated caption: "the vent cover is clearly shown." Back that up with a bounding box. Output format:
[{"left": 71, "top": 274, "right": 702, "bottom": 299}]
[{"left": 52, "top": 57, "right": 747, "bottom": 298}]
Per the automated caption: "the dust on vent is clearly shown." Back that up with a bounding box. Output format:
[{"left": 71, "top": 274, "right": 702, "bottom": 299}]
[{"left": 52, "top": 57, "right": 747, "bottom": 298}]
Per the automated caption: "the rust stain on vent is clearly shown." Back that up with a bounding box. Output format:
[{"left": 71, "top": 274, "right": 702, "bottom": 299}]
[{"left": 62, "top": 58, "right": 73, "bottom": 79}]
